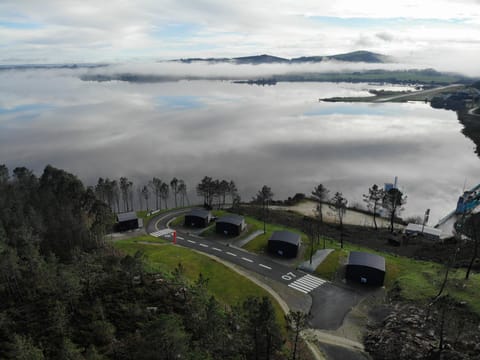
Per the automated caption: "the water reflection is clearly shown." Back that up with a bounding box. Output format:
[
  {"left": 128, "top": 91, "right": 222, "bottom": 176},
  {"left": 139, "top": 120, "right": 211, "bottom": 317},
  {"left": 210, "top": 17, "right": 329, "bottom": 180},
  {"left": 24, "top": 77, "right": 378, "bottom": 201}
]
[{"left": 1, "top": 72, "right": 479, "bottom": 223}]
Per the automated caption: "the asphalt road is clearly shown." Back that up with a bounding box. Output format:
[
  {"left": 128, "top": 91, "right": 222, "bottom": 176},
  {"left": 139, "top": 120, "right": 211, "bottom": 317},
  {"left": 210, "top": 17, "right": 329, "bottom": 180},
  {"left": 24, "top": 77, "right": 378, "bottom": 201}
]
[{"left": 146, "top": 209, "right": 361, "bottom": 331}]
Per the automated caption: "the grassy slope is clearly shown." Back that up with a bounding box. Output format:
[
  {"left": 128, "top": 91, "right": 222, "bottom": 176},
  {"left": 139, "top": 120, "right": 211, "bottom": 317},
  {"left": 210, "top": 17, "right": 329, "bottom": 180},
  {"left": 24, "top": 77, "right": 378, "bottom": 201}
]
[
  {"left": 315, "top": 242, "right": 480, "bottom": 315},
  {"left": 113, "top": 237, "right": 286, "bottom": 328}
]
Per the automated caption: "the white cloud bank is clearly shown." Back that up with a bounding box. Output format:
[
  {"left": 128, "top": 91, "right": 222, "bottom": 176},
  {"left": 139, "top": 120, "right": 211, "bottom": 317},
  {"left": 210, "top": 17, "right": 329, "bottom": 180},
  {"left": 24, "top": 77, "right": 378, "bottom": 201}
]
[{"left": 0, "top": 0, "right": 480, "bottom": 76}]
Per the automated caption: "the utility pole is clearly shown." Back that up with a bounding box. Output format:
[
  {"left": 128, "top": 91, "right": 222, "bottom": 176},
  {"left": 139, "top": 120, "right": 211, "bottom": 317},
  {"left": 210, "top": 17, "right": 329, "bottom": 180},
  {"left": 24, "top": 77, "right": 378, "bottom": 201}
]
[{"left": 422, "top": 208, "right": 430, "bottom": 234}]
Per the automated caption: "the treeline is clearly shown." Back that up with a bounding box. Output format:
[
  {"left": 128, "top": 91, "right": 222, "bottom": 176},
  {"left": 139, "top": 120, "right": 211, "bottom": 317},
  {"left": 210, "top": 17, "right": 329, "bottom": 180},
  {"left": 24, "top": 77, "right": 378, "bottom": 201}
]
[
  {"left": 0, "top": 165, "right": 113, "bottom": 261},
  {"left": 0, "top": 165, "right": 301, "bottom": 359},
  {"left": 93, "top": 176, "right": 188, "bottom": 213},
  {"left": 195, "top": 176, "right": 239, "bottom": 209},
  {"left": 93, "top": 175, "right": 241, "bottom": 213}
]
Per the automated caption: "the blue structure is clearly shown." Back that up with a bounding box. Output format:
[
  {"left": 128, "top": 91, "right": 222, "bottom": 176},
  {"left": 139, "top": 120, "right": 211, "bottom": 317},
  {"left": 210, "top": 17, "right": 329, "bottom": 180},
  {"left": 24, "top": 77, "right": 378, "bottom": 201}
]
[{"left": 456, "top": 184, "right": 480, "bottom": 214}]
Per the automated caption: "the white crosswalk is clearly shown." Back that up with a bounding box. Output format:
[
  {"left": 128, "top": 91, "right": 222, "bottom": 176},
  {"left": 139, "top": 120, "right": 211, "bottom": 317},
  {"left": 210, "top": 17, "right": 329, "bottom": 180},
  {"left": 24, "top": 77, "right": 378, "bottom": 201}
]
[
  {"left": 150, "top": 229, "right": 175, "bottom": 238},
  {"left": 288, "top": 274, "right": 326, "bottom": 294}
]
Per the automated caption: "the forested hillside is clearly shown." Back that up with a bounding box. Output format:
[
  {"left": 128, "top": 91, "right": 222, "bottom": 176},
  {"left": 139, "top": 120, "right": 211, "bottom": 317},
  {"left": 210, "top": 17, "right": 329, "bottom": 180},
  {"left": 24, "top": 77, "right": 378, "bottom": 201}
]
[{"left": 0, "top": 165, "right": 287, "bottom": 359}]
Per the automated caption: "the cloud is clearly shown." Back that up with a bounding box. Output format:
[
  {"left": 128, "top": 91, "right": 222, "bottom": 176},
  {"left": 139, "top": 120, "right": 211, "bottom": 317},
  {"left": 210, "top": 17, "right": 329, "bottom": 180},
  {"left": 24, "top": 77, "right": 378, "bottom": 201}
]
[
  {"left": 80, "top": 60, "right": 418, "bottom": 79},
  {"left": 0, "top": 0, "right": 479, "bottom": 69},
  {"left": 1, "top": 68, "right": 480, "bottom": 220},
  {"left": 376, "top": 32, "right": 394, "bottom": 42}
]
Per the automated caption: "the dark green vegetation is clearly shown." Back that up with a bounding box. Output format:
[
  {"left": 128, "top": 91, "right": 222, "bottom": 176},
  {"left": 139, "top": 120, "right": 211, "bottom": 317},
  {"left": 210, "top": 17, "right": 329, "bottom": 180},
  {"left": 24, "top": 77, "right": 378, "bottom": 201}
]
[{"left": 0, "top": 165, "right": 292, "bottom": 360}]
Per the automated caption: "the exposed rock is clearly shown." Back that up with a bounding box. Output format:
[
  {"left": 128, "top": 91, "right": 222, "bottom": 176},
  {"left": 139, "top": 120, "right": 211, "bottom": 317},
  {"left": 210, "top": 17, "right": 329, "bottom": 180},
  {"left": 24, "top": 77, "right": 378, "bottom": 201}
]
[{"left": 365, "top": 303, "right": 480, "bottom": 360}]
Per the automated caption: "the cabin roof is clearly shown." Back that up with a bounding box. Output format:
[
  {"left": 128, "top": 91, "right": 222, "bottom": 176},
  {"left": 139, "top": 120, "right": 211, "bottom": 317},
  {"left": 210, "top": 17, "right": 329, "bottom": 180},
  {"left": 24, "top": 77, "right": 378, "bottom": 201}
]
[
  {"left": 268, "top": 230, "right": 301, "bottom": 246},
  {"left": 217, "top": 215, "right": 244, "bottom": 226},
  {"left": 186, "top": 208, "right": 211, "bottom": 218},
  {"left": 117, "top": 211, "right": 138, "bottom": 222},
  {"left": 347, "top": 251, "right": 385, "bottom": 272}
]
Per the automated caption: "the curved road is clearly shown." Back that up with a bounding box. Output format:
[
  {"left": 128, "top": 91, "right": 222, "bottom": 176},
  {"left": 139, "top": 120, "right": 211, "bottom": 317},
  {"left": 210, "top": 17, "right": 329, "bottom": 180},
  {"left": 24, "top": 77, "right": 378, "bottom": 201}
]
[{"left": 146, "top": 209, "right": 363, "bottom": 331}]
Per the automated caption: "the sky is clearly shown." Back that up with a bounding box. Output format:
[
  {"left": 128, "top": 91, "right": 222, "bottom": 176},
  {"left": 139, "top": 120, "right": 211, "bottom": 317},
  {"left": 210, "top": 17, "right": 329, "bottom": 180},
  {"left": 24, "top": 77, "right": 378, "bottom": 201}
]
[{"left": 1, "top": 0, "right": 480, "bottom": 74}]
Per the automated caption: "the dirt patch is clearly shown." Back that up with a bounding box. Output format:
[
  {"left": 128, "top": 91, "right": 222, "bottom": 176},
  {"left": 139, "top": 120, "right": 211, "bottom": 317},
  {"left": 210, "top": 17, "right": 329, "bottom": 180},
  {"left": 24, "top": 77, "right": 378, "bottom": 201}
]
[{"left": 272, "top": 200, "right": 399, "bottom": 229}]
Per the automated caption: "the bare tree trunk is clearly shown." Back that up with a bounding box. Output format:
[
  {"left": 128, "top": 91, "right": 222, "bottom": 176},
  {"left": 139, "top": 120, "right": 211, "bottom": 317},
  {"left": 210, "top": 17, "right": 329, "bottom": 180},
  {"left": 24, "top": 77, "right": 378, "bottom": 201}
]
[
  {"left": 466, "top": 225, "right": 478, "bottom": 280},
  {"left": 426, "top": 248, "right": 459, "bottom": 320},
  {"left": 291, "top": 328, "right": 299, "bottom": 360},
  {"left": 439, "top": 305, "right": 447, "bottom": 353},
  {"left": 390, "top": 208, "right": 395, "bottom": 233},
  {"left": 263, "top": 199, "right": 266, "bottom": 234},
  {"left": 340, "top": 218, "right": 344, "bottom": 249}
]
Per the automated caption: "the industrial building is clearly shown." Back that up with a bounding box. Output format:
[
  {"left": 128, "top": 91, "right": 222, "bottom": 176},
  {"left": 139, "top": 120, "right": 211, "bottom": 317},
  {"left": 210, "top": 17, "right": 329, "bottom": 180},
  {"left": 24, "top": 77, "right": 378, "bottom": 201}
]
[
  {"left": 267, "top": 230, "right": 301, "bottom": 258},
  {"left": 115, "top": 211, "right": 142, "bottom": 232},
  {"left": 345, "top": 251, "right": 385, "bottom": 286},
  {"left": 184, "top": 208, "right": 212, "bottom": 228},
  {"left": 215, "top": 215, "right": 246, "bottom": 236}
]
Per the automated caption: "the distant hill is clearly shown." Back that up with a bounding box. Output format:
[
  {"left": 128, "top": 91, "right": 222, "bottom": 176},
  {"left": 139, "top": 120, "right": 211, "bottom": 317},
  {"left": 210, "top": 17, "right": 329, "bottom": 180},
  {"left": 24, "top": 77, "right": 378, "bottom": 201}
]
[
  {"left": 234, "top": 54, "right": 290, "bottom": 64},
  {"left": 326, "top": 50, "right": 390, "bottom": 63},
  {"left": 175, "top": 50, "right": 390, "bottom": 65}
]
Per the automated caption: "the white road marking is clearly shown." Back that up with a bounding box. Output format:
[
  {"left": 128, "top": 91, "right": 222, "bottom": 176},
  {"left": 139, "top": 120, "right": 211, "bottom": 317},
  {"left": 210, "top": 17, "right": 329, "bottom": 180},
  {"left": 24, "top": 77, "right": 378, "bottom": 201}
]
[
  {"left": 288, "top": 274, "right": 326, "bottom": 294},
  {"left": 259, "top": 264, "right": 271, "bottom": 270},
  {"left": 177, "top": 236, "right": 184, "bottom": 240},
  {"left": 199, "top": 243, "right": 208, "bottom": 248},
  {"left": 212, "top": 247, "right": 222, "bottom": 252},
  {"left": 241, "top": 257, "right": 253, "bottom": 263},
  {"left": 288, "top": 281, "right": 312, "bottom": 293},
  {"left": 226, "top": 252, "right": 237, "bottom": 257},
  {"left": 300, "top": 274, "right": 326, "bottom": 286},
  {"left": 150, "top": 228, "right": 175, "bottom": 237},
  {"left": 288, "top": 283, "right": 309, "bottom": 294},
  {"left": 187, "top": 240, "right": 196, "bottom": 244}
]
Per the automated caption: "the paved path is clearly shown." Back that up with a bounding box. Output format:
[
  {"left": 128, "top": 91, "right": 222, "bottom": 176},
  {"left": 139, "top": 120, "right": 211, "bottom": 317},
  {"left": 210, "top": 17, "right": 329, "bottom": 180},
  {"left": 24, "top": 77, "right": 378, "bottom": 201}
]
[
  {"left": 374, "top": 84, "right": 464, "bottom": 102},
  {"left": 233, "top": 230, "right": 264, "bottom": 247},
  {"left": 298, "top": 249, "right": 334, "bottom": 272}
]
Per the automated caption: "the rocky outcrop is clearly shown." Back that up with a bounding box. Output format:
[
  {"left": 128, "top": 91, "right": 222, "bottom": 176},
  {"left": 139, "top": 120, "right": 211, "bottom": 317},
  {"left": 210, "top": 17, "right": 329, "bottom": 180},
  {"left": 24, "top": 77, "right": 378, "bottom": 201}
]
[{"left": 365, "top": 303, "right": 480, "bottom": 360}]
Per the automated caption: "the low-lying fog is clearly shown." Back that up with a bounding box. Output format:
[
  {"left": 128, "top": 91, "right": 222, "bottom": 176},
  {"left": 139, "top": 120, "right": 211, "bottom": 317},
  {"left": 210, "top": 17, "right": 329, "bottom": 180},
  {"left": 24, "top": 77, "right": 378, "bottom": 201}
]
[{"left": 1, "top": 67, "right": 479, "bottom": 223}]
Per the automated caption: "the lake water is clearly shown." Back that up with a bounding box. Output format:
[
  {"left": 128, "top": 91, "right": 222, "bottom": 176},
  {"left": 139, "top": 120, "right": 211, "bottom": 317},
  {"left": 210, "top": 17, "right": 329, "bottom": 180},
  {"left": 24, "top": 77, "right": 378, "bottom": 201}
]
[{"left": 1, "top": 70, "right": 479, "bottom": 223}]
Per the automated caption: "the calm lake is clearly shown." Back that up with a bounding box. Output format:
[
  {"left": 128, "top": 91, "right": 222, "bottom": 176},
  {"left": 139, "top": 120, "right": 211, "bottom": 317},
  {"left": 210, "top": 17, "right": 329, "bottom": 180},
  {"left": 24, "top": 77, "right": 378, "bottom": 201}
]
[{"left": 1, "top": 70, "right": 479, "bottom": 223}]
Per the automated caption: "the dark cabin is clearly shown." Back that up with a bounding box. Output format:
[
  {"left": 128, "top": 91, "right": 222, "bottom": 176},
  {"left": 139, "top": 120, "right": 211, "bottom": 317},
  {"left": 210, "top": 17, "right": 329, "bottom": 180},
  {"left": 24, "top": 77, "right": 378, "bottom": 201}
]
[
  {"left": 345, "top": 251, "right": 386, "bottom": 286},
  {"left": 215, "top": 215, "right": 246, "bottom": 236},
  {"left": 184, "top": 208, "right": 212, "bottom": 228},
  {"left": 115, "top": 211, "right": 141, "bottom": 232},
  {"left": 267, "top": 231, "right": 301, "bottom": 258}
]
